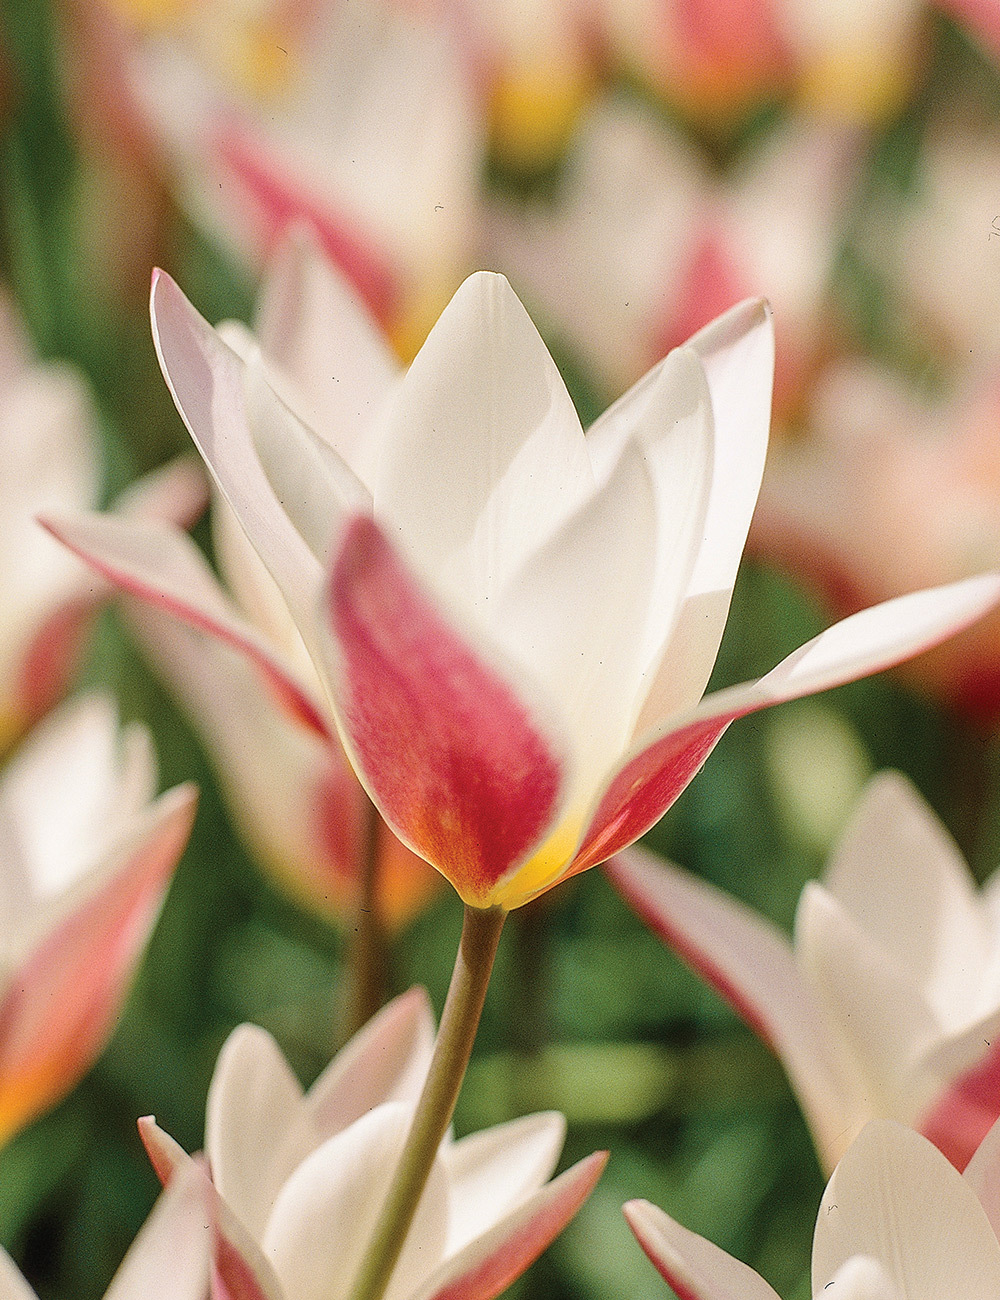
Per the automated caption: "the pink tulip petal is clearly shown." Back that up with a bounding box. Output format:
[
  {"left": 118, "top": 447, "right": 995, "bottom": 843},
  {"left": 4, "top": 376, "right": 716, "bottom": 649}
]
[
  {"left": 298, "top": 986, "right": 434, "bottom": 1140},
  {"left": 139, "top": 1115, "right": 189, "bottom": 1186},
  {"left": 624, "top": 1199, "right": 781, "bottom": 1300},
  {"left": 324, "top": 515, "right": 567, "bottom": 906},
  {"left": 0, "top": 784, "right": 196, "bottom": 1143},
  {"left": 606, "top": 845, "right": 858, "bottom": 1162},
  {"left": 574, "top": 574, "right": 1000, "bottom": 873},
  {"left": 41, "top": 511, "right": 331, "bottom": 741},
  {"left": 413, "top": 1151, "right": 608, "bottom": 1300},
  {"left": 149, "top": 269, "right": 324, "bottom": 633},
  {"left": 115, "top": 456, "right": 209, "bottom": 530}
]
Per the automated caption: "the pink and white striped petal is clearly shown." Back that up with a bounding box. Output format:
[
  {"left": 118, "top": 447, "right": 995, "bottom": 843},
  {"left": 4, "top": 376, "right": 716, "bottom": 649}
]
[
  {"left": 573, "top": 574, "right": 1000, "bottom": 873},
  {"left": 623, "top": 1198, "right": 781, "bottom": 1300},
  {"left": 606, "top": 844, "right": 859, "bottom": 1164},
  {"left": 412, "top": 1151, "right": 608, "bottom": 1300},
  {"left": 150, "top": 270, "right": 323, "bottom": 630},
  {"left": 323, "top": 515, "right": 568, "bottom": 907},
  {"left": 41, "top": 511, "right": 330, "bottom": 740},
  {"left": 0, "top": 783, "right": 196, "bottom": 1144}
]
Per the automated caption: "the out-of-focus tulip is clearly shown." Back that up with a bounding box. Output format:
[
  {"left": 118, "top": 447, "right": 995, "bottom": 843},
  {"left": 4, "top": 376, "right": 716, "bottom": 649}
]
[
  {"left": 140, "top": 989, "right": 607, "bottom": 1300},
  {"left": 0, "top": 287, "right": 206, "bottom": 756},
  {"left": 751, "top": 359, "right": 1000, "bottom": 724},
  {"left": 626, "top": 1116, "right": 1000, "bottom": 1300},
  {"left": 44, "top": 252, "right": 1000, "bottom": 913},
  {"left": 870, "top": 121, "right": 1000, "bottom": 372},
  {"left": 0, "top": 1157, "right": 213, "bottom": 1300},
  {"left": 488, "top": 98, "right": 856, "bottom": 409},
  {"left": 460, "top": 0, "right": 597, "bottom": 171},
  {"left": 0, "top": 693, "right": 196, "bottom": 1145},
  {"left": 0, "top": 293, "right": 100, "bottom": 756},
  {"left": 51, "top": 235, "right": 440, "bottom": 929},
  {"left": 596, "top": 0, "right": 929, "bottom": 126},
  {"left": 609, "top": 772, "right": 1000, "bottom": 1172},
  {"left": 129, "top": 0, "right": 483, "bottom": 359}
]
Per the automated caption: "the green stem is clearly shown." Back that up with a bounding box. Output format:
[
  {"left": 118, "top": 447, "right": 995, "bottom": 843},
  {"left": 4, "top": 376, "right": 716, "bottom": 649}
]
[
  {"left": 338, "top": 795, "right": 390, "bottom": 1048},
  {"left": 347, "top": 903, "right": 506, "bottom": 1300}
]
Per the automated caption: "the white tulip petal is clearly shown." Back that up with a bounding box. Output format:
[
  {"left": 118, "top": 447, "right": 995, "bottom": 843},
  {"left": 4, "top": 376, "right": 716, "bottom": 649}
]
[
  {"left": 624, "top": 1199, "right": 781, "bottom": 1300},
  {"left": 263, "top": 1104, "right": 449, "bottom": 1300},
  {"left": 104, "top": 1161, "right": 212, "bottom": 1300},
  {"left": 493, "top": 436, "right": 657, "bottom": 798},
  {"left": 443, "top": 1111, "right": 566, "bottom": 1255},
  {"left": 206, "top": 1024, "right": 305, "bottom": 1239},
  {"left": 824, "top": 773, "right": 988, "bottom": 1025},
  {"left": 813, "top": 1122, "right": 1000, "bottom": 1299},
  {"left": 0, "top": 1251, "right": 37, "bottom": 1300},
  {"left": 255, "top": 225, "right": 398, "bottom": 481},
  {"left": 298, "top": 987, "right": 434, "bottom": 1140},
  {"left": 374, "top": 272, "right": 593, "bottom": 606},
  {"left": 796, "top": 884, "right": 938, "bottom": 1122},
  {"left": 245, "top": 359, "right": 370, "bottom": 564},
  {"left": 150, "top": 270, "right": 323, "bottom": 629},
  {"left": 633, "top": 299, "right": 773, "bottom": 728},
  {"left": 820, "top": 1256, "right": 901, "bottom": 1300},
  {"left": 963, "top": 1112, "right": 1000, "bottom": 1237}
]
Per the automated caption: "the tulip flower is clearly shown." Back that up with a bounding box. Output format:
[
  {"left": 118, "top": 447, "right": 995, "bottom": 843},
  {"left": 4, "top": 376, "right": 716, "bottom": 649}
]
[
  {"left": 139, "top": 988, "right": 607, "bottom": 1300},
  {"left": 0, "top": 693, "right": 196, "bottom": 1145},
  {"left": 127, "top": 0, "right": 483, "bottom": 357},
  {"left": 0, "top": 292, "right": 99, "bottom": 755},
  {"left": 0, "top": 285, "right": 207, "bottom": 756},
  {"left": 0, "top": 1157, "right": 213, "bottom": 1300},
  {"left": 869, "top": 121, "right": 1000, "bottom": 371},
  {"left": 50, "top": 234, "right": 439, "bottom": 937},
  {"left": 43, "top": 248, "right": 1000, "bottom": 916},
  {"left": 750, "top": 359, "right": 1000, "bottom": 724},
  {"left": 626, "top": 1116, "right": 1000, "bottom": 1300},
  {"left": 608, "top": 771, "right": 1000, "bottom": 1172},
  {"left": 488, "top": 98, "right": 857, "bottom": 409}
]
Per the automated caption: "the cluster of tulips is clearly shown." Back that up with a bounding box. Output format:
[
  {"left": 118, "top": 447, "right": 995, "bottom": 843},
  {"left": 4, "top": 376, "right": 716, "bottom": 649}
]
[{"left": 5, "top": 0, "right": 1000, "bottom": 1298}]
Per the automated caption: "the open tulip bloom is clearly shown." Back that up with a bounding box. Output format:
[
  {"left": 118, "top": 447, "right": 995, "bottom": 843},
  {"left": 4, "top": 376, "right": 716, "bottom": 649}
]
[
  {"left": 43, "top": 239, "right": 1000, "bottom": 916},
  {"left": 138, "top": 988, "right": 607, "bottom": 1300},
  {"left": 626, "top": 1115, "right": 1000, "bottom": 1300},
  {"left": 609, "top": 772, "right": 1000, "bottom": 1173},
  {"left": 0, "top": 693, "right": 196, "bottom": 1144}
]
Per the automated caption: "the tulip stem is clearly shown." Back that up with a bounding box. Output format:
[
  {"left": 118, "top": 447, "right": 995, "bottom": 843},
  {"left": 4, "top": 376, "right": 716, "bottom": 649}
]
[
  {"left": 347, "top": 903, "right": 506, "bottom": 1300},
  {"left": 339, "top": 795, "right": 390, "bottom": 1047}
]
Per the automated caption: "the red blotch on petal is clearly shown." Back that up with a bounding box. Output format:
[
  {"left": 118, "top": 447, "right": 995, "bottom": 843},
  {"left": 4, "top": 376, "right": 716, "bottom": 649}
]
[
  {"left": 919, "top": 1039, "right": 1000, "bottom": 1172},
  {"left": 327, "top": 517, "right": 564, "bottom": 906}
]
